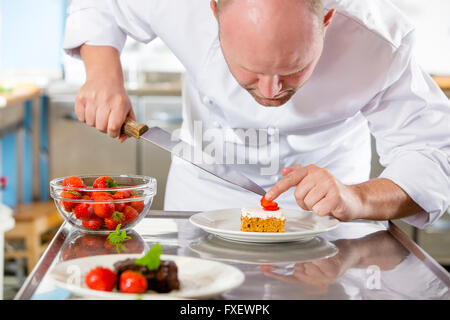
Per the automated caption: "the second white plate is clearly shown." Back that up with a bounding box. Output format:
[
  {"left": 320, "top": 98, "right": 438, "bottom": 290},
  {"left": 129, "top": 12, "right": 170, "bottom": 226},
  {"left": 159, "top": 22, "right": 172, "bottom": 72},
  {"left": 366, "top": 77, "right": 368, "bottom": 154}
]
[
  {"left": 49, "top": 254, "right": 245, "bottom": 299},
  {"left": 189, "top": 208, "right": 340, "bottom": 243}
]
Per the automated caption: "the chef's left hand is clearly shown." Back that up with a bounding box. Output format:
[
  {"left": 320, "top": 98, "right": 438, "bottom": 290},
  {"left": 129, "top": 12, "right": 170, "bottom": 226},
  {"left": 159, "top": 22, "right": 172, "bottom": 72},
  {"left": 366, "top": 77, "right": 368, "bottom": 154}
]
[{"left": 265, "top": 164, "right": 363, "bottom": 222}]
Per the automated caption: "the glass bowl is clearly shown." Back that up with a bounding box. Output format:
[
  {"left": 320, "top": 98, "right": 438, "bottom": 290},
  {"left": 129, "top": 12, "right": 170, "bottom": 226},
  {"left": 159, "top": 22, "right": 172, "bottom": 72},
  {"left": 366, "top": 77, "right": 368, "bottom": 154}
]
[{"left": 50, "top": 175, "right": 156, "bottom": 234}]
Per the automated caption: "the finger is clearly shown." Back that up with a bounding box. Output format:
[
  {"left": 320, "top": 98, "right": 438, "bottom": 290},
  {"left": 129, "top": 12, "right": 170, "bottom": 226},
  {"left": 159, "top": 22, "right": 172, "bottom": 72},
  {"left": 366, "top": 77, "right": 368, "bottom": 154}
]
[
  {"left": 303, "top": 263, "right": 324, "bottom": 277},
  {"left": 259, "top": 264, "right": 275, "bottom": 273},
  {"left": 293, "top": 176, "right": 317, "bottom": 210},
  {"left": 75, "top": 95, "right": 86, "bottom": 122},
  {"left": 310, "top": 259, "right": 340, "bottom": 278},
  {"left": 95, "top": 106, "right": 111, "bottom": 133},
  {"left": 261, "top": 270, "right": 301, "bottom": 284},
  {"left": 85, "top": 102, "right": 97, "bottom": 127},
  {"left": 293, "top": 263, "right": 306, "bottom": 273},
  {"left": 118, "top": 107, "right": 136, "bottom": 143},
  {"left": 311, "top": 194, "right": 337, "bottom": 217},
  {"left": 265, "top": 167, "right": 308, "bottom": 201},
  {"left": 281, "top": 164, "right": 302, "bottom": 176},
  {"left": 303, "top": 185, "right": 327, "bottom": 211},
  {"left": 107, "top": 105, "right": 129, "bottom": 139}
]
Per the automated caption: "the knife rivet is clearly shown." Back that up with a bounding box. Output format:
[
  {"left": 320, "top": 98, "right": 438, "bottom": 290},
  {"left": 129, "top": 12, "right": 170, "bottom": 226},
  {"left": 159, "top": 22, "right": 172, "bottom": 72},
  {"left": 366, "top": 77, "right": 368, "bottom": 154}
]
[{"left": 268, "top": 127, "right": 276, "bottom": 136}]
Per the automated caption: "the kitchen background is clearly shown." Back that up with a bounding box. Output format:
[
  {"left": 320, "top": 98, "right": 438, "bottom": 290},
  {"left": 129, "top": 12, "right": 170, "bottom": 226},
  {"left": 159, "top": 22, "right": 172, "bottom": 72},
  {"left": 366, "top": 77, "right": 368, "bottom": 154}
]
[{"left": 0, "top": 0, "right": 449, "bottom": 299}]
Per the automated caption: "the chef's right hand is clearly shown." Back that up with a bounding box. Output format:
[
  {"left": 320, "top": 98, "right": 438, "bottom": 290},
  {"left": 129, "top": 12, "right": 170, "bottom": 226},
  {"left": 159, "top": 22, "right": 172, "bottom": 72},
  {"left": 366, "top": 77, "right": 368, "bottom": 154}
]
[{"left": 76, "top": 44, "right": 135, "bottom": 143}]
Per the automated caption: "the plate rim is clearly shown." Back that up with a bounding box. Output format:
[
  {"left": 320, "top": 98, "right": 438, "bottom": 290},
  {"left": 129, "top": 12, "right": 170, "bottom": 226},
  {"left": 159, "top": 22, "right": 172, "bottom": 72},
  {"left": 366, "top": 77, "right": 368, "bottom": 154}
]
[
  {"left": 189, "top": 208, "right": 340, "bottom": 240},
  {"left": 49, "top": 253, "right": 245, "bottom": 299}
]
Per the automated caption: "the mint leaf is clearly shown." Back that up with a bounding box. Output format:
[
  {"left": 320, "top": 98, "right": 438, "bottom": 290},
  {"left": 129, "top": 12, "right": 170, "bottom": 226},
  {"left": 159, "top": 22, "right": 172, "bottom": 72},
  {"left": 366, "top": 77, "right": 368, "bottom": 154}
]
[
  {"left": 134, "top": 243, "right": 162, "bottom": 270},
  {"left": 107, "top": 224, "right": 131, "bottom": 245}
]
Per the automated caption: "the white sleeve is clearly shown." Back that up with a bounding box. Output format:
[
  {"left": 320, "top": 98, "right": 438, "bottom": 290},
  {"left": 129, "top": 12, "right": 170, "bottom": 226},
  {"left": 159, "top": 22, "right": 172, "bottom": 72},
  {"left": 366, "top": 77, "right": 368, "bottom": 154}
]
[
  {"left": 362, "top": 31, "right": 450, "bottom": 229},
  {"left": 63, "top": 0, "right": 157, "bottom": 58}
]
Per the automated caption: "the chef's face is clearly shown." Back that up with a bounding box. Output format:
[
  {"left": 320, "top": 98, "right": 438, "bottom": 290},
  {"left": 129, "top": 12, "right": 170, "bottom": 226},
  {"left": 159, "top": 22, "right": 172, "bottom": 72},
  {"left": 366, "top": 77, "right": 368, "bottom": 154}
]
[
  {"left": 212, "top": 0, "right": 334, "bottom": 107},
  {"left": 223, "top": 43, "right": 323, "bottom": 107}
]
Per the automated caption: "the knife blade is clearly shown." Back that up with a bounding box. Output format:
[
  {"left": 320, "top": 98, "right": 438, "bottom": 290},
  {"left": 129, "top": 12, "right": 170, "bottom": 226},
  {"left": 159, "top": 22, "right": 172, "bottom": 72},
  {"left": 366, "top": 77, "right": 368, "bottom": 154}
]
[{"left": 123, "top": 118, "right": 266, "bottom": 196}]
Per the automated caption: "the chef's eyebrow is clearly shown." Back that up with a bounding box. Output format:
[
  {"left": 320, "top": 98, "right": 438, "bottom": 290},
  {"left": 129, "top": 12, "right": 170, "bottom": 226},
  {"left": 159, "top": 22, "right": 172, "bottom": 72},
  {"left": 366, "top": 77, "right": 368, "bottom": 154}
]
[{"left": 239, "top": 63, "right": 306, "bottom": 76}]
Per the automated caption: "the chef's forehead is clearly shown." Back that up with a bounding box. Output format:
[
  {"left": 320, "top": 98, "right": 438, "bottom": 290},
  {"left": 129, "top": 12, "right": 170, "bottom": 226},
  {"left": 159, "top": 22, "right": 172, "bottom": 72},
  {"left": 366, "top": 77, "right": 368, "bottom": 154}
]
[{"left": 216, "top": 0, "right": 324, "bottom": 20}]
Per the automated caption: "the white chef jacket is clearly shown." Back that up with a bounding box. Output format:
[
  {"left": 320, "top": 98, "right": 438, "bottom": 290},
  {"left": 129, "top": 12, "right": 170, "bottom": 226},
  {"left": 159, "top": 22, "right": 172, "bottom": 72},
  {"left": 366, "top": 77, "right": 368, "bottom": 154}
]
[{"left": 63, "top": 0, "right": 450, "bottom": 229}]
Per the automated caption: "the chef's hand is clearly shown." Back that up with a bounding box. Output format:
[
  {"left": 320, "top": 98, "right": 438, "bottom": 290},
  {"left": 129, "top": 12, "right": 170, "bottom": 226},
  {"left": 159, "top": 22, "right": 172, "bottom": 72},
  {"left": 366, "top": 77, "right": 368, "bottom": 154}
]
[
  {"left": 260, "top": 239, "right": 358, "bottom": 294},
  {"left": 264, "top": 164, "right": 363, "bottom": 222},
  {"left": 76, "top": 44, "right": 135, "bottom": 142}
]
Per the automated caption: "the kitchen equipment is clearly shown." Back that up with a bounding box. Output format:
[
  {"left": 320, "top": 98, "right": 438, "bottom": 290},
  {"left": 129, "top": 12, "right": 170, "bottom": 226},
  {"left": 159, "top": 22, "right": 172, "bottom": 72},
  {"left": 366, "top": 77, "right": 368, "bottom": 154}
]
[
  {"left": 123, "top": 118, "right": 266, "bottom": 196},
  {"left": 50, "top": 174, "right": 156, "bottom": 234}
]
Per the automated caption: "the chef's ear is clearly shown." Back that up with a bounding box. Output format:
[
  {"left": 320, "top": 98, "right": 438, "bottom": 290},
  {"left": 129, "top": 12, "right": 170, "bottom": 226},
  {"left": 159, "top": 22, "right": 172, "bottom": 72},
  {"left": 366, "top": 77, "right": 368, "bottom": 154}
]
[
  {"left": 210, "top": 0, "right": 218, "bottom": 20},
  {"left": 323, "top": 9, "right": 335, "bottom": 29}
]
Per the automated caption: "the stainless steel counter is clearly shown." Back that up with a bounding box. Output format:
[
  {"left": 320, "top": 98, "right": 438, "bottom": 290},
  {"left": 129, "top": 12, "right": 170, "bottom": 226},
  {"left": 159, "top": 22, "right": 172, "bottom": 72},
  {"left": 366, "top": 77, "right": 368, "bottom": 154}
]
[{"left": 15, "top": 211, "right": 450, "bottom": 300}]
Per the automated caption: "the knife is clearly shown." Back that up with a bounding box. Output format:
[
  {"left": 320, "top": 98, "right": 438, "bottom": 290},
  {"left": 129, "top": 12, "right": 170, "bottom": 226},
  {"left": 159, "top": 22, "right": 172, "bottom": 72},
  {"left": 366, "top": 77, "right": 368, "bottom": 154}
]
[{"left": 123, "top": 118, "right": 266, "bottom": 196}]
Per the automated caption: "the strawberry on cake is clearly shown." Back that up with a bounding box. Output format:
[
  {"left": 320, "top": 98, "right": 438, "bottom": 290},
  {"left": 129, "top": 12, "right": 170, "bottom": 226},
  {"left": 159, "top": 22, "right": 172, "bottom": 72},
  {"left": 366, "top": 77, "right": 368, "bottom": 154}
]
[{"left": 240, "top": 196, "right": 286, "bottom": 232}]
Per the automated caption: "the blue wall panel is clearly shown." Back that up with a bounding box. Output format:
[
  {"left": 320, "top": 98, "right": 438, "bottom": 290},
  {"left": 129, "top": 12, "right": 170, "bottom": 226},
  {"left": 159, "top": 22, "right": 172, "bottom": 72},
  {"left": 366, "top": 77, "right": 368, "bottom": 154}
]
[
  {"left": 1, "top": 133, "right": 18, "bottom": 207},
  {"left": 23, "top": 100, "right": 33, "bottom": 203}
]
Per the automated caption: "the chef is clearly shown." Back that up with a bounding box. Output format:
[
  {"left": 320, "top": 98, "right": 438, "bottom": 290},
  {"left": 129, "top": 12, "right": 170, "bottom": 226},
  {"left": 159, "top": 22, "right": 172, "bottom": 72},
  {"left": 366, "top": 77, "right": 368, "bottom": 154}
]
[{"left": 63, "top": 0, "right": 450, "bottom": 229}]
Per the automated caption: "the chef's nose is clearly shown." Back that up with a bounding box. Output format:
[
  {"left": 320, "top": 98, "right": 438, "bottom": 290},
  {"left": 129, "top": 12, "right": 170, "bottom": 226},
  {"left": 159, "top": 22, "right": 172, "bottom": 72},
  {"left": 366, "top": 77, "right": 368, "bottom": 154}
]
[{"left": 258, "top": 75, "right": 282, "bottom": 99}]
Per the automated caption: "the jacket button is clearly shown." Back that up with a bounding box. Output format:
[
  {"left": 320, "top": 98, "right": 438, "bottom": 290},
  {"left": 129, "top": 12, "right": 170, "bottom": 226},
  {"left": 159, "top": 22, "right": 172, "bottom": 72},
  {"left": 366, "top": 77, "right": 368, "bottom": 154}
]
[{"left": 202, "top": 96, "right": 212, "bottom": 105}]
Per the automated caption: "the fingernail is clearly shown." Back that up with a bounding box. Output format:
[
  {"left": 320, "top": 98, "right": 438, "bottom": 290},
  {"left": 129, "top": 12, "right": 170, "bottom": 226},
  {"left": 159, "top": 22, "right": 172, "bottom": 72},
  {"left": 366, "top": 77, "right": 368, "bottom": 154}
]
[{"left": 265, "top": 192, "right": 273, "bottom": 200}]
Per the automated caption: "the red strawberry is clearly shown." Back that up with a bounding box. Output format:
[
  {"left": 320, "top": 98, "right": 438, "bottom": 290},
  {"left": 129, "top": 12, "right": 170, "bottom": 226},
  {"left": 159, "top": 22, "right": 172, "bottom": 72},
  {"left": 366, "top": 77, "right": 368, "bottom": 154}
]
[
  {"left": 123, "top": 239, "right": 144, "bottom": 253},
  {"left": 59, "top": 191, "right": 81, "bottom": 211},
  {"left": 104, "top": 239, "right": 116, "bottom": 251},
  {"left": 123, "top": 206, "right": 139, "bottom": 224},
  {"left": 263, "top": 206, "right": 280, "bottom": 211},
  {"left": 82, "top": 217, "right": 103, "bottom": 230},
  {"left": 81, "top": 187, "right": 95, "bottom": 198},
  {"left": 93, "top": 176, "right": 117, "bottom": 189},
  {"left": 120, "top": 190, "right": 134, "bottom": 198},
  {"left": 85, "top": 267, "right": 117, "bottom": 292},
  {"left": 104, "top": 211, "right": 126, "bottom": 230},
  {"left": 130, "top": 195, "right": 145, "bottom": 213},
  {"left": 80, "top": 235, "right": 105, "bottom": 248},
  {"left": 74, "top": 246, "right": 91, "bottom": 258},
  {"left": 119, "top": 270, "right": 148, "bottom": 294},
  {"left": 260, "top": 196, "right": 279, "bottom": 209},
  {"left": 112, "top": 191, "right": 131, "bottom": 212},
  {"left": 74, "top": 203, "right": 93, "bottom": 220},
  {"left": 91, "top": 191, "right": 113, "bottom": 200},
  {"left": 61, "top": 247, "right": 75, "bottom": 261},
  {"left": 62, "top": 176, "right": 86, "bottom": 191},
  {"left": 93, "top": 195, "right": 115, "bottom": 219}
]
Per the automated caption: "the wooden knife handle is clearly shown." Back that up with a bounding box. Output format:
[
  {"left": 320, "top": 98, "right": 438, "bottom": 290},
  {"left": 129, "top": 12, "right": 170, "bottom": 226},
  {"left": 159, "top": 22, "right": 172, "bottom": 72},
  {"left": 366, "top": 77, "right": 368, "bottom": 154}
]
[{"left": 123, "top": 117, "right": 149, "bottom": 139}]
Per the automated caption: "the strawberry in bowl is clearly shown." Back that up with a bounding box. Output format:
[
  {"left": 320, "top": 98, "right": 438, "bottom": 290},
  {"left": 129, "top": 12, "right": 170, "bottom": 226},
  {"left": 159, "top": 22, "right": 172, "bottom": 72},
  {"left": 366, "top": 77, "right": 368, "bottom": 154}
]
[{"left": 50, "top": 175, "right": 156, "bottom": 233}]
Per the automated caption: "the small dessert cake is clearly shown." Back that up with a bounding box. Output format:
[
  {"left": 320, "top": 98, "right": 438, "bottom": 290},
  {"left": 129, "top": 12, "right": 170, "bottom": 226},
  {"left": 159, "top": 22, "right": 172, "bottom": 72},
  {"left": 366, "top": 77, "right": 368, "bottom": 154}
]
[{"left": 241, "top": 207, "right": 286, "bottom": 232}]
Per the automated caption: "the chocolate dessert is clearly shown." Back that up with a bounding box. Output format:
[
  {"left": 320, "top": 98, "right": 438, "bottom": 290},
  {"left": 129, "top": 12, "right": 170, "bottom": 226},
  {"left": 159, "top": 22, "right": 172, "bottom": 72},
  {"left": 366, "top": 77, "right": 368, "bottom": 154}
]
[{"left": 113, "top": 258, "right": 180, "bottom": 293}]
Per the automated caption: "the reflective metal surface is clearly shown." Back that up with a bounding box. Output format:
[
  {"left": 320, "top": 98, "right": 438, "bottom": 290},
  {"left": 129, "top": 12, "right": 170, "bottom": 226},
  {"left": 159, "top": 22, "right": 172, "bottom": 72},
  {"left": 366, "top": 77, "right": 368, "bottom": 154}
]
[{"left": 15, "top": 211, "right": 450, "bottom": 300}]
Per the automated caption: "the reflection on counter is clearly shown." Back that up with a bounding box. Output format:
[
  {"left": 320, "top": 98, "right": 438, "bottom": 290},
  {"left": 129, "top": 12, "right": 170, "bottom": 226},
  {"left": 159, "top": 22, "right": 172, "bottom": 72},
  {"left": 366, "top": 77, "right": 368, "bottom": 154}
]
[
  {"left": 188, "top": 234, "right": 338, "bottom": 265},
  {"left": 59, "top": 230, "right": 147, "bottom": 262},
  {"left": 222, "top": 222, "right": 450, "bottom": 300}
]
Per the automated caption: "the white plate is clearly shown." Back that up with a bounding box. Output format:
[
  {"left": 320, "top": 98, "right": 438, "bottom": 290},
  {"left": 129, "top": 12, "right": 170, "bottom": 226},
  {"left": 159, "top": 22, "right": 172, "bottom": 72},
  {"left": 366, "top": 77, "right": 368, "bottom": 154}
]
[
  {"left": 49, "top": 254, "right": 245, "bottom": 299},
  {"left": 189, "top": 208, "right": 340, "bottom": 243},
  {"left": 189, "top": 234, "right": 338, "bottom": 265}
]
